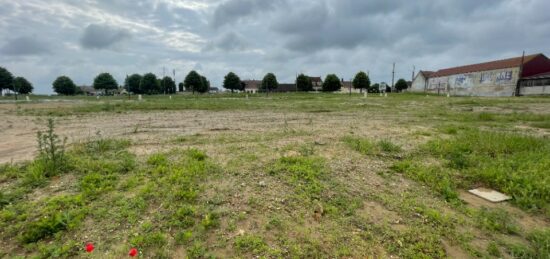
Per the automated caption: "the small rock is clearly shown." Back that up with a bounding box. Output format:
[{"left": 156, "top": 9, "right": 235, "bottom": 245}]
[{"left": 258, "top": 181, "right": 266, "bottom": 187}]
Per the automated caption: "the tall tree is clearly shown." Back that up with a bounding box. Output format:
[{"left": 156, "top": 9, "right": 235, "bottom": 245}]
[
  {"left": 322, "top": 74, "right": 342, "bottom": 92},
  {"left": 178, "top": 82, "right": 184, "bottom": 92},
  {"left": 199, "top": 76, "right": 210, "bottom": 93},
  {"left": 140, "top": 73, "right": 159, "bottom": 94},
  {"left": 52, "top": 76, "right": 77, "bottom": 95},
  {"left": 125, "top": 74, "right": 142, "bottom": 94},
  {"left": 395, "top": 78, "right": 408, "bottom": 92},
  {"left": 370, "top": 83, "right": 380, "bottom": 93},
  {"left": 184, "top": 70, "right": 203, "bottom": 94},
  {"left": 352, "top": 71, "right": 370, "bottom": 93},
  {"left": 296, "top": 74, "right": 313, "bottom": 92},
  {"left": 223, "top": 72, "right": 241, "bottom": 93},
  {"left": 261, "top": 73, "right": 278, "bottom": 94},
  {"left": 93, "top": 73, "right": 118, "bottom": 94},
  {"left": 0, "top": 66, "right": 14, "bottom": 96},
  {"left": 161, "top": 76, "right": 176, "bottom": 94},
  {"left": 14, "top": 77, "right": 33, "bottom": 94}
]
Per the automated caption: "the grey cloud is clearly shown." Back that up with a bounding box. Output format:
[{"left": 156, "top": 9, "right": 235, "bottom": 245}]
[
  {"left": 212, "top": 0, "right": 285, "bottom": 28},
  {"left": 80, "top": 24, "right": 131, "bottom": 49},
  {"left": 204, "top": 31, "right": 248, "bottom": 51},
  {"left": 1, "top": 36, "right": 52, "bottom": 56}
]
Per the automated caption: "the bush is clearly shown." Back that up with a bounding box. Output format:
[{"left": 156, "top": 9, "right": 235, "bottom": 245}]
[{"left": 36, "top": 118, "right": 68, "bottom": 177}]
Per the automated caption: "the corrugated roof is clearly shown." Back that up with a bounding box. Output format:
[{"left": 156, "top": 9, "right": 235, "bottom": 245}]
[{"left": 430, "top": 54, "right": 541, "bottom": 78}]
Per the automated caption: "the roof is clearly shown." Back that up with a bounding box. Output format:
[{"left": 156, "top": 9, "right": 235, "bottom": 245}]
[
  {"left": 242, "top": 80, "right": 261, "bottom": 89},
  {"left": 309, "top": 77, "right": 322, "bottom": 82},
  {"left": 521, "top": 71, "right": 550, "bottom": 80},
  {"left": 430, "top": 54, "right": 542, "bottom": 78},
  {"left": 419, "top": 71, "right": 435, "bottom": 78}
]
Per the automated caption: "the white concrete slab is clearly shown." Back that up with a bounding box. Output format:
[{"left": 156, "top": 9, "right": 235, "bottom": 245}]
[{"left": 468, "top": 188, "right": 511, "bottom": 203}]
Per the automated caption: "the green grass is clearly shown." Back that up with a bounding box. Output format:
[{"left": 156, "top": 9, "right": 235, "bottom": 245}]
[
  {"left": 426, "top": 129, "right": 550, "bottom": 216},
  {"left": 342, "top": 136, "right": 402, "bottom": 156}
]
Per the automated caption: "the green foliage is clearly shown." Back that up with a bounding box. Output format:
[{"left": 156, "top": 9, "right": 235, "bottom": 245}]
[
  {"left": 140, "top": 73, "right": 160, "bottom": 94},
  {"left": 52, "top": 76, "right": 77, "bottom": 95},
  {"left": 296, "top": 73, "right": 313, "bottom": 91},
  {"left": 201, "top": 76, "right": 210, "bottom": 93},
  {"left": 342, "top": 136, "right": 402, "bottom": 156},
  {"left": 93, "top": 72, "right": 118, "bottom": 92},
  {"left": 131, "top": 231, "right": 167, "bottom": 248},
  {"left": 261, "top": 73, "right": 279, "bottom": 92},
  {"left": 475, "top": 207, "right": 520, "bottom": 234},
  {"left": 0, "top": 66, "right": 14, "bottom": 93},
  {"left": 184, "top": 70, "right": 205, "bottom": 93},
  {"left": 394, "top": 78, "right": 408, "bottom": 92},
  {"left": 427, "top": 129, "right": 550, "bottom": 216},
  {"left": 391, "top": 160, "right": 459, "bottom": 202},
  {"left": 125, "top": 74, "right": 143, "bottom": 94},
  {"left": 527, "top": 228, "right": 550, "bottom": 258},
  {"left": 322, "top": 74, "right": 341, "bottom": 92},
  {"left": 159, "top": 76, "right": 176, "bottom": 94},
  {"left": 269, "top": 156, "right": 326, "bottom": 199},
  {"left": 13, "top": 77, "right": 33, "bottom": 94},
  {"left": 234, "top": 234, "right": 268, "bottom": 254},
  {"left": 352, "top": 71, "right": 370, "bottom": 92},
  {"left": 19, "top": 195, "right": 86, "bottom": 244},
  {"left": 223, "top": 72, "right": 242, "bottom": 92},
  {"left": 36, "top": 118, "right": 68, "bottom": 177}
]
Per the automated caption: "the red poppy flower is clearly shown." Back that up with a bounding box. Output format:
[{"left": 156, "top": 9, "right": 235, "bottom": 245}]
[
  {"left": 85, "top": 243, "right": 94, "bottom": 253},
  {"left": 128, "top": 248, "right": 138, "bottom": 257}
]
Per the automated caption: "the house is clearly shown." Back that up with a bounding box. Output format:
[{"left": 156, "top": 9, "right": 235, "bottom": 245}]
[
  {"left": 79, "top": 86, "right": 100, "bottom": 96},
  {"left": 242, "top": 80, "right": 261, "bottom": 93},
  {"left": 309, "top": 77, "right": 322, "bottom": 91},
  {"left": 411, "top": 53, "right": 550, "bottom": 96}
]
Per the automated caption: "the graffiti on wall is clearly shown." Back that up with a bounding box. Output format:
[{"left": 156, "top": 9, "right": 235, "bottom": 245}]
[
  {"left": 496, "top": 71, "right": 513, "bottom": 83},
  {"left": 480, "top": 72, "right": 493, "bottom": 84},
  {"left": 452, "top": 74, "right": 474, "bottom": 88}
]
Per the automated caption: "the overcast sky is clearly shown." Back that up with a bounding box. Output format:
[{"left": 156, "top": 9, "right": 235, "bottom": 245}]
[{"left": 1, "top": 0, "right": 549, "bottom": 94}]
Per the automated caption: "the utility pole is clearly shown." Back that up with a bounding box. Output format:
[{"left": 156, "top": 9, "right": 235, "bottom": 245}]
[
  {"left": 412, "top": 65, "right": 415, "bottom": 82},
  {"left": 515, "top": 51, "right": 525, "bottom": 97},
  {"left": 391, "top": 62, "right": 395, "bottom": 93},
  {"left": 162, "top": 67, "right": 166, "bottom": 95},
  {"left": 173, "top": 69, "right": 176, "bottom": 94}
]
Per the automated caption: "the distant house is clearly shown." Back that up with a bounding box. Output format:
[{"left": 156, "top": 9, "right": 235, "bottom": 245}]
[
  {"left": 209, "top": 87, "right": 220, "bottom": 93},
  {"left": 242, "top": 80, "right": 262, "bottom": 93},
  {"left": 79, "top": 86, "right": 100, "bottom": 96},
  {"left": 272, "top": 83, "right": 297, "bottom": 93},
  {"left": 309, "top": 77, "right": 323, "bottom": 91}
]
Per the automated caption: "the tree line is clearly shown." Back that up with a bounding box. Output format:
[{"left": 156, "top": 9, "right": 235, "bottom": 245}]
[
  {"left": 0, "top": 66, "right": 34, "bottom": 97},
  {"left": 1, "top": 65, "right": 410, "bottom": 96}
]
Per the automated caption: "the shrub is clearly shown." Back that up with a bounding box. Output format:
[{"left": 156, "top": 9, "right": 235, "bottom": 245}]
[{"left": 36, "top": 118, "right": 68, "bottom": 177}]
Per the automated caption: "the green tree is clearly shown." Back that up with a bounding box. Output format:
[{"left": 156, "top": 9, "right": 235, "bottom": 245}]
[
  {"left": 0, "top": 66, "right": 14, "bottom": 96},
  {"left": 125, "top": 74, "right": 142, "bottom": 94},
  {"left": 161, "top": 76, "right": 176, "bottom": 94},
  {"left": 93, "top": 73, "right": 118, "bottom": 94},
  {"left": 199, "top": 76, "right": 210, "bottom": 93},
  {"left": 261, "top": 73, "right": 278, "bottom": 94},
  {"left": 223, "top": 72, "right": 241, "bottom": 93},
  {"left": 395, "top": 78, "right": 408, "bottom": 92},
  {"left": 370, "top": 83, "right": 380, "bottom": 93},
  {"left": 322, "top": 74, "right": 341, "bottom": 92},
  {"left": 140, "top": 73, "right": 159, "bottom": 94},
  {"left": 352, "top": 71, "right": 370, "bottom": 93},
  {"left": 184, "top": 71, "right": 203, "bottom": 94},
  {"left": 178, "top": 82, "right": 184, "bottom": 92},
  {"left": 296, "top": 74, "right": 313, "bottom": 92},
  {"left": 52, "top": 76, "right": 77, "bottom": 95},
  {"left": 14, "top": 77, "right": 33, "bottom": 94}
]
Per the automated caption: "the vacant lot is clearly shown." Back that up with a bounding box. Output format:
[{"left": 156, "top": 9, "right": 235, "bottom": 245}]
[{"left": 1, "top": 93, "right": 549, "bottom": 258}]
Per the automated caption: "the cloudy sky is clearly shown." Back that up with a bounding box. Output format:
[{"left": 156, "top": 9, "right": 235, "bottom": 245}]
[{"left": 1, "top": 0, "right": 549, "bottom": 94}]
